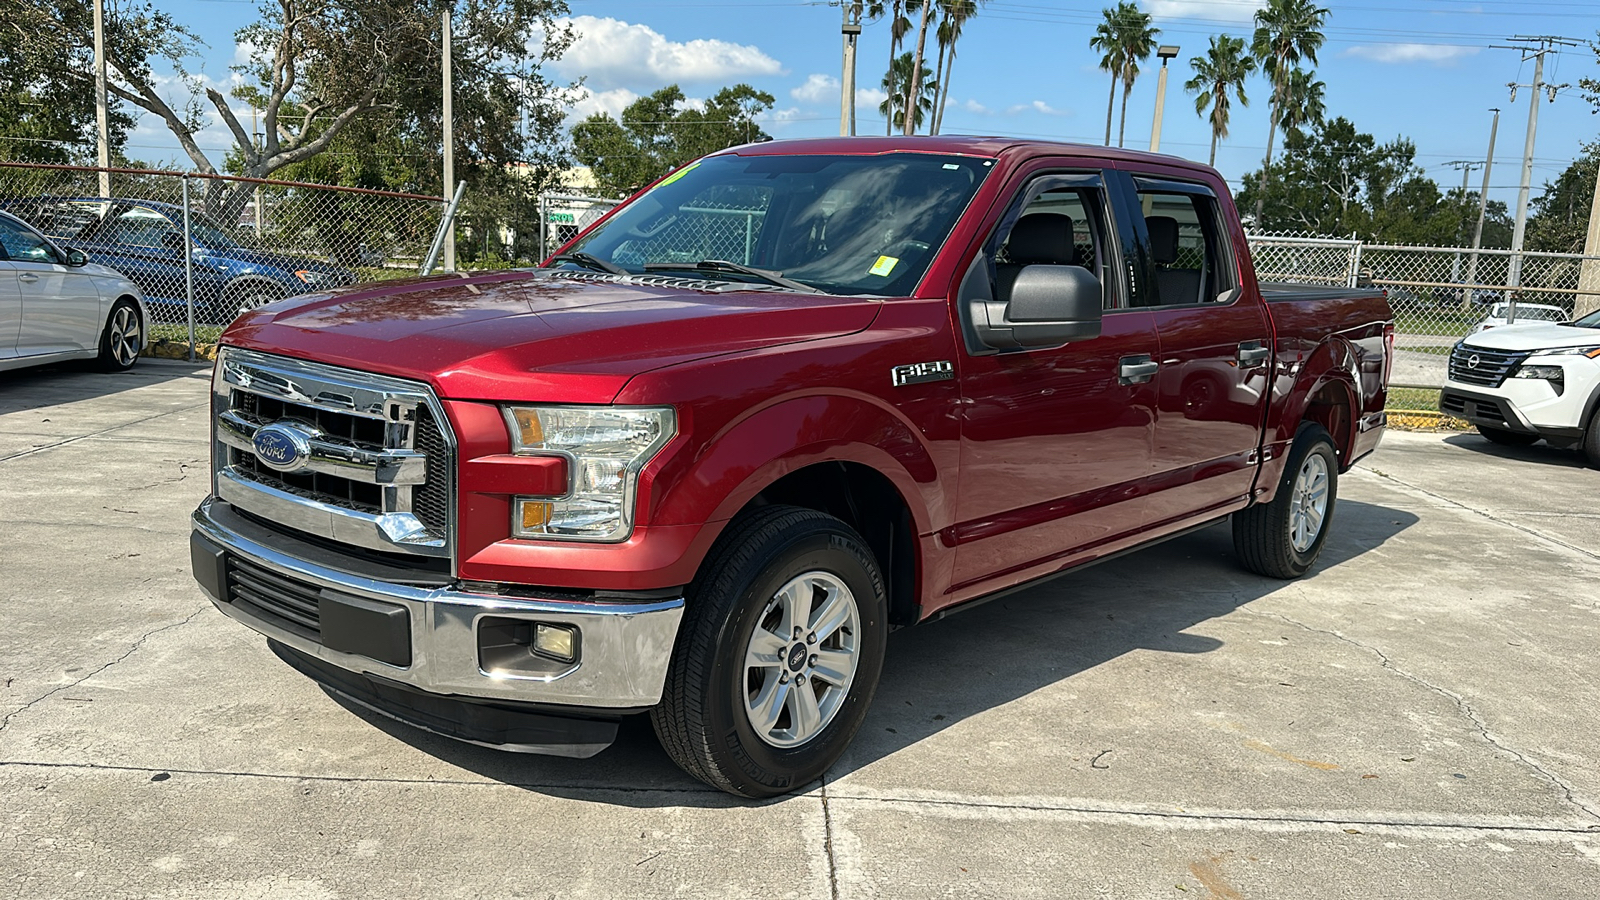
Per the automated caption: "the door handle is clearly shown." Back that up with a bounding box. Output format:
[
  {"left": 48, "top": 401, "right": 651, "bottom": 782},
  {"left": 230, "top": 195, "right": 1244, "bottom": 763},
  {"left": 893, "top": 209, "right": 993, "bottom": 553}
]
[
  {"left": 18, "top": 273, "right": 39, "bottom": 283},
  {"left": 1237, "top": 341, "right": 1271, "bottom": 368},
  {"left": 1119, "top": 355, "right": 1159, "bottom": 384}
]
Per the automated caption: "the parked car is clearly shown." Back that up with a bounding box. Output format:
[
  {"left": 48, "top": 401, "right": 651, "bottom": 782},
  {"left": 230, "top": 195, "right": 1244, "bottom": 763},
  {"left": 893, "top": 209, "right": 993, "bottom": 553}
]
[
  {"left": 1468, "top": 301, "right": 1568, "bottom": 335},
  {"left": 1, "top": 198, "right": 353, "bottom": 324},
  {"left": 0, "top": 210, "right": 147, "bottom": 373},
  {"left": 1441, "top": 306, "right": 1600, "bottom": 462},
  {"left": 189, "top": 136, "right": 1393, "bottom": 797}
]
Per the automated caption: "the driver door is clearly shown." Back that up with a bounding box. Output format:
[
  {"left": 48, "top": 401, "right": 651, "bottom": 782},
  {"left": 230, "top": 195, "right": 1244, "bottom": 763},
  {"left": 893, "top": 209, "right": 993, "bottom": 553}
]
[{"left": 0, "top": 216, "right": 103, "bottom": 356}]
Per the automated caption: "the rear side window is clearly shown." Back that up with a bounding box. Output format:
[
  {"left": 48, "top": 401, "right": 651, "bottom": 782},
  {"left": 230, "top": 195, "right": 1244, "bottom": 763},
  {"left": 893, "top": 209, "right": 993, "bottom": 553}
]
[{"left": 1136, "top": 190, "right": 1234, "bottom": 306}]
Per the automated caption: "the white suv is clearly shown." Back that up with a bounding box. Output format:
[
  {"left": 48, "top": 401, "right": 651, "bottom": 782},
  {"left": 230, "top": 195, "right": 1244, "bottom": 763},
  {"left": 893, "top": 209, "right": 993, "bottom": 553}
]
[{"left": 1440, "top": 307, "right": 1600, "bottom": 463}]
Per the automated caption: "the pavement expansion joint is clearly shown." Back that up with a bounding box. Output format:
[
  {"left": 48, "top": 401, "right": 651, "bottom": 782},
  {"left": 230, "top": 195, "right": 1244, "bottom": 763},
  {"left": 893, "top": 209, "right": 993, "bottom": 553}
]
[
  {"left": 0, "top": 606, "right": 209, "bottom": 734},
  {"left": 819, "top": 775, "right": 841, "bottom": 900},
  {"left": 1353, "top": 464, "right": 1600, "bottom": 564},
  {"left": 1249, "top": 606, "right": 1600, "bottom": 824}
]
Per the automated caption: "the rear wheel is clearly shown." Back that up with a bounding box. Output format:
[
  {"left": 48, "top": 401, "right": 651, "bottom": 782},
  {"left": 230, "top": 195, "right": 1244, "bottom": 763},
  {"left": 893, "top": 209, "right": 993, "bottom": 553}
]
[
  {"left": 224, "top": 281, "right": 283, "bottom": 321},
  {"left": 96, "top": 301, "right": 142, "bottom": 372},
  {"left": 1234, "top": 424, "right": 1338, "bottom": 579},
  {"left": 651, "top": 506, "right": 887, "bottom": 798},
  {"left": 1583, "top": 409, "right": 1600, "bottom": 469},
  {"left": 1477, "top": 425, "right": 1539, "bottom": 447}
]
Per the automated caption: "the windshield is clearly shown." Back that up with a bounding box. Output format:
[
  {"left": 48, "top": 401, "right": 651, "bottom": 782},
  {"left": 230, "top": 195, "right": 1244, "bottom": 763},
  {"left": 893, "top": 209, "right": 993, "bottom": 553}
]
[
  {"left": 1573, "top": 308, "right": 1600, "bottom": 328},
  {"left": 1490, "top": 303, "right": 1565, "bottom": 322},
  {"left": 185, "top": 211, "right": 242, "bottom": 249},
  {"left": 563, "top": 152, "right": 993, "bottom": 296}
]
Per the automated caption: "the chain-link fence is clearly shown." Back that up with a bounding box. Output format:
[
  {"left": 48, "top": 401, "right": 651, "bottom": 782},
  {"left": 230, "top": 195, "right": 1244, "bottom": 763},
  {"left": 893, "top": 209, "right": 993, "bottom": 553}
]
[
  {"left": 536, "top": 193, "right": 622, "bottom": 261},
  {"left": 0, "top": 161, "right": 448, "bottom": 355}
]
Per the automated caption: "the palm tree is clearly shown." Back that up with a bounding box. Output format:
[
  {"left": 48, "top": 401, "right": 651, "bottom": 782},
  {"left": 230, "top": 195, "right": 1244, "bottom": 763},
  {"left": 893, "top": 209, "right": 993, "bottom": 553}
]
[
  {"left": 1251, "top": 0, "right": 1329, "bottom": 221},
  {"left": 1090, "top": 9, "right": 1126, "bottom": 146},
  {"left": 1112, "top": 3, "right": 1158, "bottom": 148},
  {"left": 880, "top": 51, "right": 937, "bottom": 133},
  {"left": 1278, "top": 67, "right": 1325, "bottom": 141},
  {"left": 884, "top": 2, "right": 915, "bottom": 135},
  {"left": 1185, "top": 34, "right": 1256, "bottom": 166},
  {"left": 904, "top": 1, "right": 936, "bottom": 134},
  {"left": 931, "top": 1, "right": 983, "bottom": 134}
]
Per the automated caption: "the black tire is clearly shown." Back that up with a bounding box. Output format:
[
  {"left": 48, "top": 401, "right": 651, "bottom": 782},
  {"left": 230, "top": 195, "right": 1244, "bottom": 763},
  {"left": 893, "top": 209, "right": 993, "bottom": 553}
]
[
  {"left": 651, "top": 505, "right": 888, "bottom": 798},
  {"left": 1477, "top": 425, "right": 1540, "bottom": 447},
  {"left": 1234, "top": 423, "right": 1339, "bottom": 579},
  {"left": 224, "top": 281, "right": 284, "bottom": 321},
  {"left": 1583, "top": 408, "right": 1600, "bottom": 469},
  {"left": 95, "top": 300, "right": 142, "bottom": 372}
]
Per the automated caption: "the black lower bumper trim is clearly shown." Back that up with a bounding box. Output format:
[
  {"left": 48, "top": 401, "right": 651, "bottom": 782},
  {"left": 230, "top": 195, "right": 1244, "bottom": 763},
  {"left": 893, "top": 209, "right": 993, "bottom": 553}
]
[{"left": 268, "top": 641, "right": 622, "bottom": 757}]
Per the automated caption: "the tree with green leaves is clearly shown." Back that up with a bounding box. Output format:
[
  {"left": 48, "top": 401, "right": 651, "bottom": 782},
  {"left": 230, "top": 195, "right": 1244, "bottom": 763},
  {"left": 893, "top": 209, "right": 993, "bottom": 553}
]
[
  {"left": 880, "top": 52, "right": 938, "bottom": 134},
  {"left": 1526, "top": 141, "right": 1599, "bottom": 254},
  {"left": 571, "top": 84, "right": 775, "bottom": 198},
  {"left": 1, "top": 3, "right": 135, "bottom": 163},
  {"left": 1250, "top": 0, "right": 1329, "bottom": 223},
  {"left": 930, "top": 1, "right": 984, "bottom": 135},
  {"left": 883, "top": 1, "right": 916, "bottom": 135},
  {"left": 1091, "top": 3, "right": 1159, "bottom": 148},
  {"left": 1277, "top": 68, "right": 1326, "bottom": 142},
  {"left": 903, "top": 1, "right": 938, "bottom": 135},
  {"left": 1185, "top": 34, "right": 1256, "bottom": 166}
]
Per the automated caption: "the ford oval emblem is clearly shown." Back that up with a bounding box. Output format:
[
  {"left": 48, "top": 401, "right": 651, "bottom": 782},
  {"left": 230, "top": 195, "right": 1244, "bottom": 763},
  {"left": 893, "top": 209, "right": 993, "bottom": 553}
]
[{"left": 253, "top": 423, "right": 312, "bottom": 472}]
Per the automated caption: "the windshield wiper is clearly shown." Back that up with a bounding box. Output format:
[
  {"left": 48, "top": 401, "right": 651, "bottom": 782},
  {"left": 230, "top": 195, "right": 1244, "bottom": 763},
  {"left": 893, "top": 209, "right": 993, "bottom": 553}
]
[
  {"left": 547, "top": 251, "right": 628, "bottom": 276},
  {"left": 643, "top": 259, "right": 821, "bottom": 294}
]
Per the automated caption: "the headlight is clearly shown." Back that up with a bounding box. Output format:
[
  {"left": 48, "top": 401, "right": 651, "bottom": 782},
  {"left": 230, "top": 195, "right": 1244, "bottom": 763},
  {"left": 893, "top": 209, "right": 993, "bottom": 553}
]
[
  {"left": 1511, "top": 365, "right": 1563, "bottom": 380},
  {"left": 503, "top": 406, "right": 676, "bottom": 541},
  {"left": 1529, "top": 346, "right": 1600, "bottom": 359}
]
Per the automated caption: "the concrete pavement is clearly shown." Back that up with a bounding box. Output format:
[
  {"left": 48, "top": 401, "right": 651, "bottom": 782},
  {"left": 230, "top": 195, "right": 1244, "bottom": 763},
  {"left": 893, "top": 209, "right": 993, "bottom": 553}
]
[{"left": 2, "top": 361, "right": 1598, "bottom": 899}]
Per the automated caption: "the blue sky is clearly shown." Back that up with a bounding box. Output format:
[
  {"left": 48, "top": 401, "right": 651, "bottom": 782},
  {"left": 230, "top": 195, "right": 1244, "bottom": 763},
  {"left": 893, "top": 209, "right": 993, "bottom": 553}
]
[{"left": 134, "top": 1, "right": 1600, "bottom": 212}]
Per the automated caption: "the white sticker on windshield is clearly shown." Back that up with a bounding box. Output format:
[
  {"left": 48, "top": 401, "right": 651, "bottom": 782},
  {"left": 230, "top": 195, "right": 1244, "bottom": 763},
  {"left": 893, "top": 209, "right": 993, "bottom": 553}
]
[
  {"left": 870, "top": 255, "right": 899, "bottom": 277},
  {"left": 943, "top": 163, "right": 960, "bottom": 170}
]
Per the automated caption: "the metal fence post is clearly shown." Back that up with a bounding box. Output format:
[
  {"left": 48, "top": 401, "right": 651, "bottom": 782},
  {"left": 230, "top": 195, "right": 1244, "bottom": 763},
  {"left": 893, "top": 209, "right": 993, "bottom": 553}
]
[
  {"left": 419, "top": 181, "right": 467, "bottom": 275},
  {"left": 538, "top": 194, "right": 547, "bottom": 261},
  {"left": 181, "top": 174, "right": 195, "bottom": 361},
  {"left": 1348, "top": 239, "right": 1364, "bottom": 289}
]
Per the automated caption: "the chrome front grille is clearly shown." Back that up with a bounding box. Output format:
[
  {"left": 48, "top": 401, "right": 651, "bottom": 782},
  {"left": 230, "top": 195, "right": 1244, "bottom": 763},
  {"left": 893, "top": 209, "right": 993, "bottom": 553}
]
[
  {"left": 212, "top": 348, "right": 455, "bottom": 564},
  {"left": 1448, "top": 344, "right": 1528, "bottom": 388}
]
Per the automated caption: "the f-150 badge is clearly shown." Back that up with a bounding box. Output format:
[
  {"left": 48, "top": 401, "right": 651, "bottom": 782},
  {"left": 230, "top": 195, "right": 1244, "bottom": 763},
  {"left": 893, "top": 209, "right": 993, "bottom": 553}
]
[{"left": 891, "top": 360, "right": 954, "bottom": 387}]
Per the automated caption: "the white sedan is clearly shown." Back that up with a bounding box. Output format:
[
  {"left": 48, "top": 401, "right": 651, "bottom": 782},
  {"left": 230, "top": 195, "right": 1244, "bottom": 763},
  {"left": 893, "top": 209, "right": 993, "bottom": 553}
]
[
  {"left": 0, "top": 210, "right": 147, "bottom": 373},
  {"left": 1468, "top": 301, "right": 1568, "bottom": 335}
]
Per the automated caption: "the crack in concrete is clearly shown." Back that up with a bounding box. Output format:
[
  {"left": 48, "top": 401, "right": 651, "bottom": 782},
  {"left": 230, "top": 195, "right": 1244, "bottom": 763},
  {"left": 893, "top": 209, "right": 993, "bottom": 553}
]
[
  {"left": 0, "top": 607, "right": 208, "bottom": 734},
  {"left": 1252, "top": 606, "right": 1600, "bottom": 824},
  {"left": 0, "top": 404, "right": 209, "bottom": 464},
  {"left": 1352, "top": 466, "right": 1600, "bottom": 564},
  {"left": 819, "top": 775, "right": 841, "bottom": 900}
]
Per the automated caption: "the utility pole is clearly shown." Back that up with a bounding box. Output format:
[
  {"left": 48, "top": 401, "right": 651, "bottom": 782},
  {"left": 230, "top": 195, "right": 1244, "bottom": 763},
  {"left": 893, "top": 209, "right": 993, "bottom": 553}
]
[
  {"left": 839, "top": 3, "right": 862, "bottom": 136},
  {"left": 1443, "top": 160, "right": 1481, "bottom": 285},
  {"left": 1148, "top": 46, "right": 1180, "bottom": 153},
  {"left": 1494, "top": 35, "right": 1576, "bottom": 322},
  {"left": 92, "top": 0, "right": 111, "bottom": 197},
  {"left": 1463, "top": 108, "right": 1499, "bottom": 310},
  {"left": 442, "top": 4, "right": 456, "bottom": 272},
  {"left": 1579, "top": 157, "right": 1600, "bottom": 318}
]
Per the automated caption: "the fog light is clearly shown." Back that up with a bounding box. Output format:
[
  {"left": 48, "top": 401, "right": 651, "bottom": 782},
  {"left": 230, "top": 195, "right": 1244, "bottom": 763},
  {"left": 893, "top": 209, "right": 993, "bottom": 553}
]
[{"left": 535, "top": 623, "right": 578, "bottom": 662}]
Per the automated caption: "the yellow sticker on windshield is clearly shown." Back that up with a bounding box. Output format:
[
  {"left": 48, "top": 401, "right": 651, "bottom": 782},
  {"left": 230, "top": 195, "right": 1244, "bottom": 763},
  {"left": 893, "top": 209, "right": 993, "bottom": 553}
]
[
  {"left": 656, "top": 162, "right": 700, "bottom": 188},
  {"left": 870, "top": 255, "right": 899, "bottom": 277}
]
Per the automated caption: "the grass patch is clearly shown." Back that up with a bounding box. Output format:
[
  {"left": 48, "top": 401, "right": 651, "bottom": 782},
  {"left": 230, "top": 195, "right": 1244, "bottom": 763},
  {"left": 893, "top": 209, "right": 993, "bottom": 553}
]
[
  {"left": 1393, "top": 307, "right": 1481, "bottom": 337},
  {"left": 150, "top": 323, "right": 224, "bottom": 344},
  {"left": 1396, "top": 344, "right": 1453, "bottom": 356},
  {"left": 1385, "top": 385, "right": 1470, "bottom": 431}
]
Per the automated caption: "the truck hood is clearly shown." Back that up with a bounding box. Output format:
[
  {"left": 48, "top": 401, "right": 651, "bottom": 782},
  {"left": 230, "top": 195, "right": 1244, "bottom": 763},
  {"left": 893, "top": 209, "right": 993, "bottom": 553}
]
[
  {"left": 1460, "top": 322, "right": 1600, "bottom": 353},
  {"left": 222, "top": 269, "right": 882, "bottom": 403}
]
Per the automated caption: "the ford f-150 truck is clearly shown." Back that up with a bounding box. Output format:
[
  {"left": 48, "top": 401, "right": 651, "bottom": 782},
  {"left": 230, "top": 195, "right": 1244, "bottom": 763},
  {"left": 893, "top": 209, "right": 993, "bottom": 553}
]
[{"left": 189, "top": 137, "right": 1392, "bottom": 797}]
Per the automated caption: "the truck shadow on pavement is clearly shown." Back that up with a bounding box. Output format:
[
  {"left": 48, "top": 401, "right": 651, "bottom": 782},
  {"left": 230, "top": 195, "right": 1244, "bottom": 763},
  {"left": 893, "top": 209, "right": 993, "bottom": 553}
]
[
  {"left": 1440, "top": 432, "right": 1594, "bottom": 470},
  {"left": 334, "top": 498, "right": 1416, "bottom": 806},
  {"left": 0, "top": 361, "right": 210, "bottom": 414}
]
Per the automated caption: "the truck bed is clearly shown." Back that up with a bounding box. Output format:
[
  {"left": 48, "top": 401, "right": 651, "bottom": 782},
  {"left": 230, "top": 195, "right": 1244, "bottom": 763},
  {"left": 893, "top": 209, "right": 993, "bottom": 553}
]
[{"left": 1258, "top": 281, "right": 1390, "bottom": 304}]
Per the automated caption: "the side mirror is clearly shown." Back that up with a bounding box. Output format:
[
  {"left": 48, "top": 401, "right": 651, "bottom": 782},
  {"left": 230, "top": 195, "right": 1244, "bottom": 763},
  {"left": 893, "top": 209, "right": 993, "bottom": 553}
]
[
  {"left": 63, "top": 247, "right": 89, "bottom": 267},
  {"left": 972, "top": 264, "right": 1103, "bottom": 350}
]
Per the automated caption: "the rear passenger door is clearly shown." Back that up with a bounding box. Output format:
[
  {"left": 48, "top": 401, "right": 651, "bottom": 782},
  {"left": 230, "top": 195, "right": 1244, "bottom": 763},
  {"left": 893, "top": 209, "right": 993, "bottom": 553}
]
[
  {"left": 0, "top": 258, "right": 19, "bottom": 359},
  {"left": 951, "top": 167, "right": 1161, "bottom": 590},
  {"left": 1124, "top": 175, "right": 1273, "bottom": 526}
]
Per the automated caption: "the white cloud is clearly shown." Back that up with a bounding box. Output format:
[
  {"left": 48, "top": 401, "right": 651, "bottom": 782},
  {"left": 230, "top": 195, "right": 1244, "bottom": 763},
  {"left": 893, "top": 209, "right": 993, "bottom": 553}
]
[
  {"left": 567, "top": 87, "right": 639, "bottom": 122},
  {"left": 855, "top": 87, "right": 888, "bottom": 109},
  {"left": 1147, "top": 0, "right": 1265, "bottom": 24},
  {"left": 1006, "top": 100, "right": 1067, "bottom": 117},
  {"left": 791, "top": 74, "right": 839, "bottom": 105},
  {"left": 551, "top": 16, "right": 782, "bottom": 91},
  {"left": 960, "top": 98, "right": 990, "bottom": 115},
  {"left": 1344, "top": 43, "right": 1480, "bottom": 64}
]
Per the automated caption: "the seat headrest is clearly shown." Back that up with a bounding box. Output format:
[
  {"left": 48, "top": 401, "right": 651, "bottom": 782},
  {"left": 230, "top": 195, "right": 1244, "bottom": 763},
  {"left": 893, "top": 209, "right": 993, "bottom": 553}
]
[
  {"left": 1145, "top": 216, "right": 1179, "bottom": 265},
  {"left": 1007, "top": 213, "right": 1076, "bottom": 266}
]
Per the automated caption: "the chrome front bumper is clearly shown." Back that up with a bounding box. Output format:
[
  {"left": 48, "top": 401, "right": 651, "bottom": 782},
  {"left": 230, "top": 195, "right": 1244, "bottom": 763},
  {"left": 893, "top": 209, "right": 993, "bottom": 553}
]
[{"left": 191, "top": 497, "right": 684, "bottom": 710}]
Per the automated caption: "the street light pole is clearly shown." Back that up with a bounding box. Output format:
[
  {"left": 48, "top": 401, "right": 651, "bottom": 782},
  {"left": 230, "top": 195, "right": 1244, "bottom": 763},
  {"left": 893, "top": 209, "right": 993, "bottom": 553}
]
[
  {"left": 93, "top": 0, "right": 111, "bottom": 196},
  {"left": 442, "top": 4, "right": 456, "bottom": 272},
  {"left": 1149, "top": 45, "right": 1180, "bottom": 154},
  {"left": 1463, "top": 108, "right": 1499, "bottom": 309},
  {"left": 839, "top": 3, "right": 862, "bottom": 136}
]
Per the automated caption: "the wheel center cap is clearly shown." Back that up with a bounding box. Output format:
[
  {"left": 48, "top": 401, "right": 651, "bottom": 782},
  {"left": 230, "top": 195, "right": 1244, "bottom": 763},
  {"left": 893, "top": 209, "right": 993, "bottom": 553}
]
[{"left": 786, "top": 643, "right": 808, "bottom": 672}]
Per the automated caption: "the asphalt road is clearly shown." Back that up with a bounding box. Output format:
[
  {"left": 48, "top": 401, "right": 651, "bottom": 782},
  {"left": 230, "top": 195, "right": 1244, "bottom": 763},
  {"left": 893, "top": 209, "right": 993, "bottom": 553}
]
[{"left": 3, "top": 361, "right": 1598, "bottom": 899}]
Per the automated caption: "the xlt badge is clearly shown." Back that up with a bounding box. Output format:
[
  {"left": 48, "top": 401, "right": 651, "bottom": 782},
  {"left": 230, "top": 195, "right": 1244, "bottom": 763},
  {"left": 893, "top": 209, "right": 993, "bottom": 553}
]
[{"left": 891, "top": 360, "right": 954, "bottom": 387}]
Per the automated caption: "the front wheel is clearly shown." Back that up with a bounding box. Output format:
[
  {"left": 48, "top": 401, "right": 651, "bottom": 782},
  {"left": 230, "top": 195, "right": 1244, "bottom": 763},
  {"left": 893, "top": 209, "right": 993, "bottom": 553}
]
[
  {"left": 1234, "top": 424, "right": 1339, "bottom": 578},
  {"left": 96, "top": 301, "right": 142, "bottom": 372},
  {"left": 1583, "top": 408, "right": 1600, "bottom": 469},
  {"left": 651, "top": 506, "right": 887, "bottom": 798},
  {"left": 223, "top": 281, "right": 283, "bottom": 322},
  {"left": 1477, "top": 425, "right": 1539, "bottom": 447}
]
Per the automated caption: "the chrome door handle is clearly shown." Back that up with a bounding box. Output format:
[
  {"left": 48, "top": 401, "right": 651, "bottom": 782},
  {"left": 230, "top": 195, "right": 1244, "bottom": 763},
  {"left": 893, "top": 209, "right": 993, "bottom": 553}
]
[
  {"left": 17, "top": 273, "right": 39, "bottom": 283},
  {"left": 1119, "top": 355, "right": 1159, "bottom": 384},
  {"left": 1237, "top": 341, "right": 1270, "bottom": 368}
]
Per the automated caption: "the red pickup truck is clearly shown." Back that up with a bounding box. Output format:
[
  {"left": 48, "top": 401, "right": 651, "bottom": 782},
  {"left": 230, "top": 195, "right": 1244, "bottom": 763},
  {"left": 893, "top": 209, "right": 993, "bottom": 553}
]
[{"left": 190, "top": 137, "right": 1392, "bottom": 797}]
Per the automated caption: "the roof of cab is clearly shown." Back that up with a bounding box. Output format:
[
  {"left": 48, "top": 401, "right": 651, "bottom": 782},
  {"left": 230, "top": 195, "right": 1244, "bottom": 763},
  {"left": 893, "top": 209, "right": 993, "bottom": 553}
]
[{"left": 717, "top": 135, "right": 1215, "bottom": 174}]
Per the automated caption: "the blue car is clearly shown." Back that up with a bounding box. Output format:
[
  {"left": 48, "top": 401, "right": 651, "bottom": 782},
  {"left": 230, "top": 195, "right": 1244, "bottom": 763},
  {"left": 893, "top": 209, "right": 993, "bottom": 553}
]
[{"left": 1, "top": 197, "right": 353, "bottom": 324}]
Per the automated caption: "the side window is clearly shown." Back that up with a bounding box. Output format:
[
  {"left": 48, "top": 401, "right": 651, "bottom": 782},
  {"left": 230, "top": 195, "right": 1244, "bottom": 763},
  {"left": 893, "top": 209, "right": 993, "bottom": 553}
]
[
  {"left": 104, "top": 206, "right": 177, "bottom": 248},
  {"left": 993, "top": 183, "right": 1114, "bottom": 310},
  {"left": 0, "top": 217, "right": 61, "bottom": 264},
  {"left": 1137, "top": 190, "right": 1234, "bottom": 306}
]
